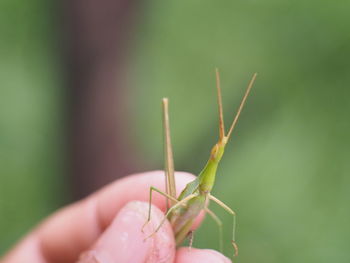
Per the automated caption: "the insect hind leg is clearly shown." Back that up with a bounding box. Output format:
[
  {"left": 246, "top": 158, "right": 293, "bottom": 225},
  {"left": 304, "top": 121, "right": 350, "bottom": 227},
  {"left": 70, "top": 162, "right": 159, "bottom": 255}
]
[
  {"left": 209, "top": 194, "right": 238, "bottom": 257},
  {"left": 205, "top": 207, "right": 224, "bottom": 253}
]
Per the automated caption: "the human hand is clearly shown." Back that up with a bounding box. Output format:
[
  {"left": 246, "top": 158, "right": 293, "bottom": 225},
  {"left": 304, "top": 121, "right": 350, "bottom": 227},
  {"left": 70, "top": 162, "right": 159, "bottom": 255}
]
[{"left": 2, "top": 171, "right": 231, "bottom": 263}]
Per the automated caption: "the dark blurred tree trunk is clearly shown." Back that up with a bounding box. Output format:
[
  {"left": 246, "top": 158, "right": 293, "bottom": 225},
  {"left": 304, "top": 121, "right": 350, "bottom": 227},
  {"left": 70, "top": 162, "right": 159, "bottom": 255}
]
[{"left": 63, "top": 0, "right": 141, "bottom": 199}]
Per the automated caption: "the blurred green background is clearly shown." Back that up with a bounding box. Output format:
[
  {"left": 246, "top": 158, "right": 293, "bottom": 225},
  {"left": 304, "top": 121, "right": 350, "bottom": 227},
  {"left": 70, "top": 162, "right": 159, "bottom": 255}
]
[{"left": 1, "top": 0, "right": 350, "bottom": 262}]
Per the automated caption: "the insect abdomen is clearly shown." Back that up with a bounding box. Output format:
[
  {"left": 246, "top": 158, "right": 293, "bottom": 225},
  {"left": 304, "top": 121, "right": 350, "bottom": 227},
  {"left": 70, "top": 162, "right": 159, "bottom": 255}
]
[{"left": 170, "top": 195, "right": 206, "bottom": 245}]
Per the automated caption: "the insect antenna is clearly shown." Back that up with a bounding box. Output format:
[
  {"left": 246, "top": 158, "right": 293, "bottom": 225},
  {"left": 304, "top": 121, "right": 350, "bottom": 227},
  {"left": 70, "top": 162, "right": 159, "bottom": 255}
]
[
  {"left": 215, "top": 68, "right": 226, "bottom": 140},
  {"left": 226, "top": 73, "right": 257, "bottom": 140}
]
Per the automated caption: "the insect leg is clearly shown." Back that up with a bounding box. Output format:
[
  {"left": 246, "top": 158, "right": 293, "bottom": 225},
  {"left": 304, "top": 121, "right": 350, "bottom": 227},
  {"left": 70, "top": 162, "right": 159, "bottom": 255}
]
[
  {"left": 142, "top": 186, "right": 180, "bottom": 232},
  {"left": 205, "top": 207, "right": 224, "bottom": 253},
  {"left": 209, "top": 194, "right": 238, "bottom": 257},
  {"left": 187, "top": 230, "right": 194, "bottom": 251},
  {"left": 145, "top": 194, "right": 196, "bottom": 239}
]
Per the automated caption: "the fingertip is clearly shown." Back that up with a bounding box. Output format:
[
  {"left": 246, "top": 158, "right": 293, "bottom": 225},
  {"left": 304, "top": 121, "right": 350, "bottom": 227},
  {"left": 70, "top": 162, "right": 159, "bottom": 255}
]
[
  {"left": 176, "top": 247, "right": 231, "bottom": 263},
  {"left": 173, "top": 171, "right": 196, "bottom": 182},
  {"left": 79, "top": 201, "right": 175, "bottom": 263},
  {"left": 135, "top": 170, "right": 196, "bottom": 194}
]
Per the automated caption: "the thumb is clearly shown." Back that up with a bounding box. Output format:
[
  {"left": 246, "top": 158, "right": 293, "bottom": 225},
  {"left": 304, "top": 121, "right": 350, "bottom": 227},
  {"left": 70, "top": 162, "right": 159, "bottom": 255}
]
[{"left": 77, "top": 201, "right": 176, "bottom": 263}]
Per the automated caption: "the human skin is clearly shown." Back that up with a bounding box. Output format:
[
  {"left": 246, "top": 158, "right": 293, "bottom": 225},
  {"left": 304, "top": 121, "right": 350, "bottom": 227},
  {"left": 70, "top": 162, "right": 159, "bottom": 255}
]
[{"left": 2, "top": 171, "right": 231, "bottom": 263}]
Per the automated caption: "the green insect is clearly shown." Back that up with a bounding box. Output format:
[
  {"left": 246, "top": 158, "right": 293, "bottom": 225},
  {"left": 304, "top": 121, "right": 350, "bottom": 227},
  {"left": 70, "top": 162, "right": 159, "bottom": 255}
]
[{"left": 144, "top": 69, "right": 257, "bottom": 258}]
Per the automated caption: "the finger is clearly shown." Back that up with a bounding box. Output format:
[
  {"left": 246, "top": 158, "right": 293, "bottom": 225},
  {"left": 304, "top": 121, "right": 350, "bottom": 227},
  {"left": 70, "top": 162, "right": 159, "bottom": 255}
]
[
  {"left": 175, "top": 247, "right": 231, "bottom": 263},
  {"left": 77, "top": 201, "right": 175, "bottom": 263},
  {"left": 0, "top": 235, "right": 46, "bottom": 263},
  {"left": 2, "top": 171, "right": 200, "bottom": 263}
]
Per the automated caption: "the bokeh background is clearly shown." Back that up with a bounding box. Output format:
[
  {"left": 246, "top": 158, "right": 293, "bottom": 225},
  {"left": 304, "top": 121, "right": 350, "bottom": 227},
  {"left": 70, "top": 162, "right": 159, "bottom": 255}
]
[{"left": 1, "top": 0, "right": 350, "bottom": 262}]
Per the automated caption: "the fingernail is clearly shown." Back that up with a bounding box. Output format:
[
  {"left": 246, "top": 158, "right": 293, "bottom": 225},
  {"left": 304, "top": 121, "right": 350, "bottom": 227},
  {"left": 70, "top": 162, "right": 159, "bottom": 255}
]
[
  {"left": 176, "top": 247, "right": 231, "bottom": 263},
  {"left": 77, "top": 250, "right": 112, "bottom": 263},
  {"left": 205, "top": 250, "right": 232, "bottom": 263}
]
